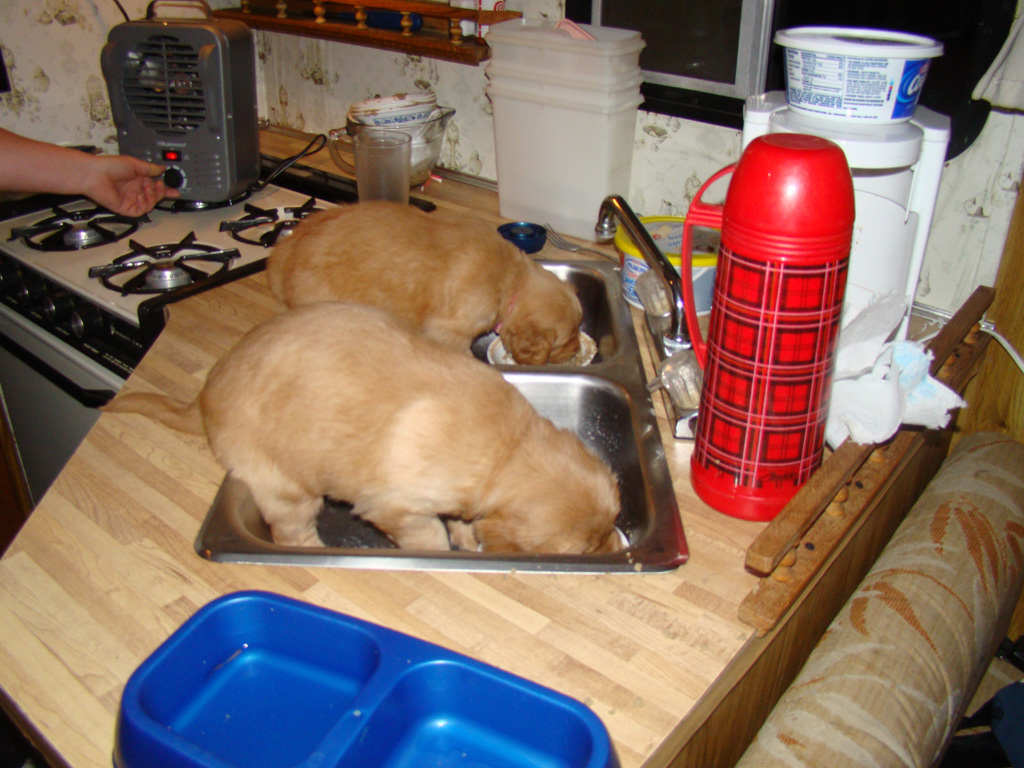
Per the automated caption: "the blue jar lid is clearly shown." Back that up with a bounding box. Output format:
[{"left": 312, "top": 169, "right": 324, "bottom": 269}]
[{"left": 497, "top": 222, "right": 547, "bottom": 254}]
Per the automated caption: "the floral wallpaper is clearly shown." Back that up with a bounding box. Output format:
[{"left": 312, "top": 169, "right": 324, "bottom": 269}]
[{"left": 0, "top": 0, "right": 1020, "bottom": 314}]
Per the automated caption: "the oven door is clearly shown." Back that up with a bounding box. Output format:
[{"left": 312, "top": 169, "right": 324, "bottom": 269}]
[{"left": 0, "top": 307, "right": 123, "bottom": 507}]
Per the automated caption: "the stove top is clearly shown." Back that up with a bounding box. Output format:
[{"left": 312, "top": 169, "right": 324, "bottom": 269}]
[
  {"left": 0, "top": 175, "right": 347, "bottom": 382},
  {"left": 2, "top": 183, "right": 323, "bottom": 325}
]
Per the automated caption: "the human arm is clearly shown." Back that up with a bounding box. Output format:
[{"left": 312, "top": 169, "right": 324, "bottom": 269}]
[{"left": 0, "top": 128, "right": 179, "bottom": 216}]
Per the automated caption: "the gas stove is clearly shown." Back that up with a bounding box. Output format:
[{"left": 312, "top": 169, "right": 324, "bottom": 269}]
[{"left": 0, "top": 181, "right": 334, "bottom": 382}]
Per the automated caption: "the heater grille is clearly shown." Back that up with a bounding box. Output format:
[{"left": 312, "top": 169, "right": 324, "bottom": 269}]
[{"left": 122, "top": 36, "right": 205, "bottom": 135}]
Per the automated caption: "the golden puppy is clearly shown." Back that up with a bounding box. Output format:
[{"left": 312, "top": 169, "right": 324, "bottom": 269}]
[
  {"left": 104, "top": 303, "right": 621, "bottom": 553},
  {"left": 266, "top": 201, "right": 583, "bottom": 365}
]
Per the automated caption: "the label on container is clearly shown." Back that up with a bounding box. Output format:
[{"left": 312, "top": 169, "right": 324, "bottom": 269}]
[
  {"left": 784, "top": 49, "right": 931, "bottom": 120},
  {"left": 893, "top": 59, "right": 931, "bottom": 119}
]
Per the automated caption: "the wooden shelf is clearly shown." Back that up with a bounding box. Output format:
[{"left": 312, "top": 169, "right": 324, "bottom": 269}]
[{"left": 213, "top": 1, "right": 521, "bottom": 65}]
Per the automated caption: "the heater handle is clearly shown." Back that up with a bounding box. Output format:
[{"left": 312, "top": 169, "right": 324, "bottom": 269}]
[
  {"left": 681, "top": 163, "right": 734, "bottom": 370},
  {"left": 146, "top": 0, "right": 212, "bottom": 19}
]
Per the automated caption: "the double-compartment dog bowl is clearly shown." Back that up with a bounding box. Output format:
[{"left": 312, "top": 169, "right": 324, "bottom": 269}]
[
  {"left": 116, "top": 591, "right": 620, "bottom": 768},
  {"left": 196, "top": 260, "right": 688, "bottom": 572}
]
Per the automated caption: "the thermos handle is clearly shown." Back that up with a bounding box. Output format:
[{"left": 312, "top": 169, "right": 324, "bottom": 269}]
[{"left": 681, "top": 163, "right": 735, "bottom": 369}]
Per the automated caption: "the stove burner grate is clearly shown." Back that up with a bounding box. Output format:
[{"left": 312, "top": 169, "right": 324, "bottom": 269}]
[
  {"left": 8, "top": 204, "right": 148, "bottom": 251},
  {"left": 219, "top": 197, "right": 321, "bottom": 247},
  {"left": 88, "top": 232, "right": 241, "bottom": 295},
  {"left": 157, "top": 190, "right": 252, "bottom": 213}
]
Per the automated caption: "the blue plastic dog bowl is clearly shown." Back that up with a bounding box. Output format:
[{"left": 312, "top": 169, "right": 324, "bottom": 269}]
[{"left": 116, "top": 591, "right": 619, "bottom": 768}]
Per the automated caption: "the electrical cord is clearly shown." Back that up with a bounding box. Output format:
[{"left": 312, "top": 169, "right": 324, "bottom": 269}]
[
  {"left": 110, "top": 0, "right": 131, "bottom": 22},
  {"left": 252, "top": 133, "right": 328, "bottom": 191},
  {"left": 987, "top": 326, "right": 1024, "bottom": 375}
]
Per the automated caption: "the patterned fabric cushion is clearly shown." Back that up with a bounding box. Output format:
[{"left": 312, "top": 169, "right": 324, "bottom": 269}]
[{"left": 737, "top": 432, "right": 1024, "bottom": 768}]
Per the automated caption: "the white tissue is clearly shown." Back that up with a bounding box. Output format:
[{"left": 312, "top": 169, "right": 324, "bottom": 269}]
[{"left": 825, "top": 294, "right": 966, "bottom": 449}]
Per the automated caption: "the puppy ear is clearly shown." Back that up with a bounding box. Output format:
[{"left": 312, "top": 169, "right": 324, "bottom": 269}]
[
  {"left": 472, "top": 512, "right": 526, "bottom": 552},
  {"left": 501, "top": 324, "right": 553, "bottom": 365}
]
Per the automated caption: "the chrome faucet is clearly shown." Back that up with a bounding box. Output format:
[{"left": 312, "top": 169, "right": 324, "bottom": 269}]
[
  {"left": 596, "top": 195, "right": 701, "bottom": 440},
  {"left": 594, "top": 195, "right": 690, "bottom": 350}
]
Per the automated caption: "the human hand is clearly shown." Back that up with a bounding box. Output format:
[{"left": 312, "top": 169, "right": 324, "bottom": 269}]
[{"left": 82, "top": 154, "right": 181, "bottom": 217}]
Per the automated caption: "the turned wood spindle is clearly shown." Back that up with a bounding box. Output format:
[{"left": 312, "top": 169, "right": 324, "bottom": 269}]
[{"left": 449, "top": 18, "right": 463, "bottom": 45}]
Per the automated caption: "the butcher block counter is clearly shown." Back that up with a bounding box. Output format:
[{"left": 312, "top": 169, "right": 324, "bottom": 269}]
[{"left": 0, "top": 130, "right": 957, "bottom": 768}]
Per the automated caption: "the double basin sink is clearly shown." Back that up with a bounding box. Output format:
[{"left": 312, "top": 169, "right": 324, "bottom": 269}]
[{"left": 196, "top": 260, "right": 688, "bottom": 572}]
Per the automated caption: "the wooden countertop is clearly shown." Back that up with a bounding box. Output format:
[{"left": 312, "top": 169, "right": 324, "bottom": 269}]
[{"left": 0, "top": 131, "right": 802, "bottom": 768}]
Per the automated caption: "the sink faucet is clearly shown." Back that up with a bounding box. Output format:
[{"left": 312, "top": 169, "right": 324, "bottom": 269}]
[
  {"left": 594, "top": 195, "right": 690, "bottom": 350},
  {"left": 596, "top": 195, "right": 701, "bottom": 439}
]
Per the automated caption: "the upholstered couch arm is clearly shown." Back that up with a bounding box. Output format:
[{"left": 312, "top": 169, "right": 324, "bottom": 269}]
[{"left": 736, "top": 431, "right": 1024, "bottom": 768}]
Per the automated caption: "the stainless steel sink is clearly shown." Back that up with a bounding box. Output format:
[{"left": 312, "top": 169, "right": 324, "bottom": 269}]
[{"left": 196, "top": 260, "right": 688, "bottom": 572}]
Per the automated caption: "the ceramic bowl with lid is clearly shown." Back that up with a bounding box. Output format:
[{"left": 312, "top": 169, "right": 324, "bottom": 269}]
[{"left": 347, "top": 92, "right": 438, "bottom": 127}]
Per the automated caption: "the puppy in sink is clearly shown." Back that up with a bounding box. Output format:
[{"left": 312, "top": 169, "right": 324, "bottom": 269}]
[
  {"left": 104, "top": 303, "right": 621, "bottom": 553},
  {"left": 266, "top": 202, "right": 583, "bottom": 365}
]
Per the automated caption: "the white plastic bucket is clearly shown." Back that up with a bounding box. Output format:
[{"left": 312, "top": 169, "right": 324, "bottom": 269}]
[
  {"left": 775, "top": 27, "right": 943, "bottom": 123},
  {"left": 487, "top": 80, "right": 640, "bottom": 240}
]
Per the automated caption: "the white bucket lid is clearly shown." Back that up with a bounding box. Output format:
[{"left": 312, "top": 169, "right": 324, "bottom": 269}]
[
  {"left": 486, "top": 18, "right": 645, "bottom": 56},
  {"left": 486, "top": 61, "right": 642, "bottom": 92},
  {"left": 774, "top": 26, "right": 943, "bottom": 59}
]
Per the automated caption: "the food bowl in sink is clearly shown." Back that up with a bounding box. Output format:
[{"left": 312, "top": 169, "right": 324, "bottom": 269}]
[
  {"left": 196, "top": 261, "right": 687, "bottom": 573},
  {"left": 487, "top": 331, "right": 597, "bottom": 366}
]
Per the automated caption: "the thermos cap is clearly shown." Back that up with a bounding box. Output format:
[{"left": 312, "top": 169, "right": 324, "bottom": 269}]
[{"left": 724, "top": 134, "right": 855, "bottom": 256}]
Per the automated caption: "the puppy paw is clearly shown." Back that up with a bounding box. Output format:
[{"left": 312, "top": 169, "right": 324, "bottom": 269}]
[{"left": 445, "top": 519, "right": 479, "bottom": 551}]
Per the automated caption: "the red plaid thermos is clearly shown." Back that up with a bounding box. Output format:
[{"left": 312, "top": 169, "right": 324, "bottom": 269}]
[{"left": 679, "top": 134, "right": 855, "bottom": 521}]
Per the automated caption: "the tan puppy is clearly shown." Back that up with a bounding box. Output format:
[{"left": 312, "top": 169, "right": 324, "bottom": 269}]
[
  {"left": 266, "top": 202, "right": 583, "bottom": 365},
  {"left": 105, "top": 303, "right": 621, "bottom": 553}
]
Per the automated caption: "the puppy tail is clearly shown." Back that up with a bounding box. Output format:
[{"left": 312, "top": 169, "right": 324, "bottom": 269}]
[{"left": 102, "top": 391, "right": 204, "bottom": 435}]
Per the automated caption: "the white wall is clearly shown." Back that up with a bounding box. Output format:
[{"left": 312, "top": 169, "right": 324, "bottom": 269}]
[{"left": 0, "top": 0, "right": 1019, "bottom": 313}]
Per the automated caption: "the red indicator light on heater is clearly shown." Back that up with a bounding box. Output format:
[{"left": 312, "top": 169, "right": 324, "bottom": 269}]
[{"left": 162, "top": 150, "right": 181, "bottom": 162}]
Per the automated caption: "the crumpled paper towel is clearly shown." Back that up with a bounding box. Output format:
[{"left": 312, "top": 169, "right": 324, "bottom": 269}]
[{"left": 825, "top": 294, "right": 966, "bottom": 449}]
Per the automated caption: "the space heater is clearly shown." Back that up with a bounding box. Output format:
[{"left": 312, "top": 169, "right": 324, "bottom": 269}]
[{"left": 101, "top": 0, "right": 260, "bottom": 203}]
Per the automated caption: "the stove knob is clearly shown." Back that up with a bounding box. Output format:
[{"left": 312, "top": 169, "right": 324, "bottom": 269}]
[
  {"left": 164, "top": 167, "right": 185, "bottom": 189},
  {"left": 70, "top": 306, "right": 104, "bottom": 339},
  {"left": 0, "top": 260, "right": 20, "bottom": 294},
  {"left": 16, "top": 273, "right": 46, "bottom": 305},
  {"left": 42, "top": 290, "right": 75, "bottom": 323}
]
